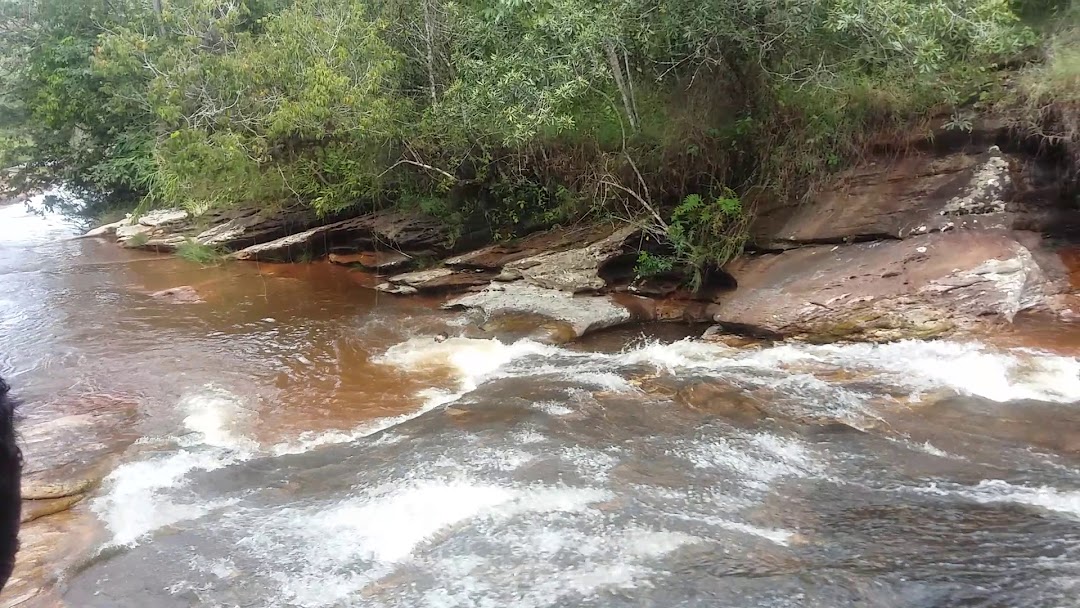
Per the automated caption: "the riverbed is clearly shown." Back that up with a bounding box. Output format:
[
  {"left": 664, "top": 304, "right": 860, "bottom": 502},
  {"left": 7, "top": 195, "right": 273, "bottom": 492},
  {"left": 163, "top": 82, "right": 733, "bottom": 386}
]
[{"left": 2, "top": 199, "right": 1080, "bottom": 607}]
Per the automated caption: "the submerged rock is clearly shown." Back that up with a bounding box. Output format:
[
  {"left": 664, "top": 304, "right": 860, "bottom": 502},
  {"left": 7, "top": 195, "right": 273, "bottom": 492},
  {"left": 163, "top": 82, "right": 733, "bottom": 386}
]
[
  {"left": 329, "top": 250, "right": 414, "bottom": 272},
  {"left": 149, "top": 285, "right": 204, "bottom": 304}
]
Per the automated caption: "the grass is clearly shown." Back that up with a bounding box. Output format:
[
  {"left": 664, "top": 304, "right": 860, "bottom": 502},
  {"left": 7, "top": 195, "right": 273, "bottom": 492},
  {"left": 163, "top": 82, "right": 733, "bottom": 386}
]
[
  {"left": 126, "top": 232, "right": 150, "bottom": 247},
  {"left": 176, "top": 239, "right": 227, "bottom": 266}
]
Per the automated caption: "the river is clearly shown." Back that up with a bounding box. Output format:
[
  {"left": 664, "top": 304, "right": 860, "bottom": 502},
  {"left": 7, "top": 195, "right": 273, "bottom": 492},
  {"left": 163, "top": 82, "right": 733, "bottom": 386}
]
[{"left": 2, "top": 198, "right": 1080, "bottom": 607}]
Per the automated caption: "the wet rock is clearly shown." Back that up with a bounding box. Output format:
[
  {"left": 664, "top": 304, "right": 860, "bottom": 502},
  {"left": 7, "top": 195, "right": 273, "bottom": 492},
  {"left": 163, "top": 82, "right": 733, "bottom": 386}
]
[
  {"left": 497, "top": 225, "right": 640, "bottom": 292},
  {"left": 328, "top": 250, "right": 414, "bottom": 272},
  {"left": 232, "top": 211, "right": 452, "bottom": 262},
  {"left": 81, "top": 216, "right": 132, "bottom": 239},
  {"left": 753, "top": 147, "right": 1015, "bottom": 245},
  {"left": 674, "top": 381, "right": 768, "bottom": 422},
  {"left": 111, "top": 209, "right": 195, "bottom": 251},
  {"left": 21, "top": 494, "right": 85, "bottom": 524},
  {"left": 148, "top": 285, "right": 203, "bottom": 304},
  {"left": 194, "top": 205, "right": 343, "bottom": 250},
  {"left": 471, "top": 312, "right": 580, "bottom": 345},
  {"left": 377, "top": 267, "right": 496, "bottom": 295},
  {"left": 714, "top": 231, "right": 1065, "bottom": 342},
  {"left": 700, "top": 325, "right": 767, "bottom": 348},
  {"left": 445, "top": 282, "right": 641, "bottom": 338},
  {"left": 22, "top": 478, "right": 95, "bottom": 501}
]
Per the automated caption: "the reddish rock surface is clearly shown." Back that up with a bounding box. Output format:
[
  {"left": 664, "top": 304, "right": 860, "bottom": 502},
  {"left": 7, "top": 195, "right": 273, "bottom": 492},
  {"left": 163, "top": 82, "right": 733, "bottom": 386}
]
[{"left": 713, "top": 231, "right": 1067, "bottom": 341}]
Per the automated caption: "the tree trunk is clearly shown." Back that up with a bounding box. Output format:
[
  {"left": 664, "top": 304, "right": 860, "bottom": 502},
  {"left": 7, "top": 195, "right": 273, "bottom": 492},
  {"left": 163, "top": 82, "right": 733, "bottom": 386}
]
[
  {"left": 422, "top": 0, "right": 439, "bottom": 102},
  {"left": 152, "top": 0, "right": 165, "bottom": 37},
  {"left": 605, "top": 40, "right": 638, "bottom": 132}
]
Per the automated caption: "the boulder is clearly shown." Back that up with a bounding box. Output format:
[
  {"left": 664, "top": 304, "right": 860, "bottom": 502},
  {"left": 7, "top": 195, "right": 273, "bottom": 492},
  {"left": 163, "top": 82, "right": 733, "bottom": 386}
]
[
  {"left": 445, "top": 282, "right": 645, "bottom": 338},
  {"left": 232, "top": 211, "right": 452, "bottom": 262},
  {"left": 497, "top": 224, "right": 640, "bottom": 292},
  {"left": 136, "top": 208, "right": 189, "bottom": 228},
  {"left": 713, "top": 231, "right": 1066, "bottom": 342},
  {"left": 110, "top": 208, "right": 194, "bottom": 251},
  {"left": 193, "top": 204, "right": 363, "bottom": 251},
  {"left": 81, "top": 216, "right": 132, "bottom": 239},
  {"left": 753, "top": 147, "right": 1014, "bottom": 246}
]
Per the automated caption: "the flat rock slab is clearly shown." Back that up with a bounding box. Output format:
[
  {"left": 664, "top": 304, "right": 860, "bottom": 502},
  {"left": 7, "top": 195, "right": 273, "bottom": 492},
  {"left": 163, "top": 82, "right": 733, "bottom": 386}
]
[
  {"left": 377, "top": 267, "right": 496, "bottom": 295},
  {"left": 329, "top": 250, "right": 414, "bottom": 271},
  {"left": 445, "top": 282, "right": 637, "bottom": 338},
  {"left": 232, "top": 211, "right": 451, "bottom": 262},
  {"left": 753, "top": 147, "right": 1013, "bottom": 245},
  {"left": 714, "top": 231, "right": 1063, "bottom": 342},
  {"left": 498, "top": 225, "right": 641, "bottom": 292},
  {"left": 445, "top": 224, "right": 619, "bottom": 270}
]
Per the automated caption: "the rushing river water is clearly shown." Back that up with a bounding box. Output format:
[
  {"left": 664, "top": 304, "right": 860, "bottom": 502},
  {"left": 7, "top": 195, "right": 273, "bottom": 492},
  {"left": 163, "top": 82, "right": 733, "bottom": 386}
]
[{"left": 2, "top": 198, "right": 1080, "bottom": 607}]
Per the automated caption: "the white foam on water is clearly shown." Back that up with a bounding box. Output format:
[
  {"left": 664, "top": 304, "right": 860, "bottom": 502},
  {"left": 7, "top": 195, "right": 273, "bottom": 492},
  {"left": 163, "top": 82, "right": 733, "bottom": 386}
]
[
  {"left": 92, "top": 450, "right": 242, "bottom": 547},
  {"left": 598, "top": 338, "right": 1080, "bottom": 404},
  {"left": 615, "top": 339, "right": 732, "bottom": 370},
  {"left": 533, "top": 400, "right": 574, "bottom": 416},
  {"left": 463, "top": 446, "right": 536, "bottom": 472},
  {"left": 93, "top": 387, "right": 257, "bottom": 546},
  {"left": 233, "top": 478, "right": 613, "bottom": 607},
  {"left": 675, "top": 431, "right": 820, "bottom": 490},
  {"left": 270, "top": 387, "right": 459, "bottom": 456},
  {"left": 376, "top": 336, "right": 559, "bottom": 392},
  {"left": 413, "top": 524, "right": 696, "bottom": 608},
  {"left": 178, "top": 387, "right": 259, "bottom": 452},
  {"left": 784, "top": 341, "right": 1080, "bottom": 403},
  {"left": 558, "top": 446, "right": 621, "bottom": 482},
  {"left": 714, "top": 520, "right": 795, "bottom": 545},
  {"left": 920, "top": 479, "right": 1080, "bottom": 518}
]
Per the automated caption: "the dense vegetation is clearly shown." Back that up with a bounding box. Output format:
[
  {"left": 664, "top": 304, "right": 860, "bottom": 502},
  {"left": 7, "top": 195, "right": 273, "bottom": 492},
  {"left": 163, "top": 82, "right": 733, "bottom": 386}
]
[{"left": 0, "top": 0, "right": 1074, "bottom": 274}]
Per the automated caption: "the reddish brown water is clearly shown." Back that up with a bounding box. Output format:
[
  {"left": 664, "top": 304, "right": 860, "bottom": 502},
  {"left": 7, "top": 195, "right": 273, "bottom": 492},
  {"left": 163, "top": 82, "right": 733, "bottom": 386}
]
[
  {"left": 1, "top": 200, "right": 465, "bottom": 605},
  {"left": 3, "top": 199, "right": 1080, "bottom": 608}
]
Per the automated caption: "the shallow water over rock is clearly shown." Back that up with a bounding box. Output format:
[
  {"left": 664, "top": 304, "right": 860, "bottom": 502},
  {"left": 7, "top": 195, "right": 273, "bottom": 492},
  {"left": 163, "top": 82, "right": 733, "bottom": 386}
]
[{"left": 2, "top": 199, "right": 1080, "bottom": 607}]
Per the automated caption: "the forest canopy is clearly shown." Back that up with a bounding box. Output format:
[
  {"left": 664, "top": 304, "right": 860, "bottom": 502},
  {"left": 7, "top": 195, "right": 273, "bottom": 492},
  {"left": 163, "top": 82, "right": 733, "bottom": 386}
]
[{"left": 0, "top": 0, "right": 1070, "bottom": 268}]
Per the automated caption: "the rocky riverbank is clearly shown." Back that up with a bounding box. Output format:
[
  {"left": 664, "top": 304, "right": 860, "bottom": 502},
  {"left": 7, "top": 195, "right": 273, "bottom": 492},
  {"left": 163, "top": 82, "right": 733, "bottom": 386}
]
[{"left": 83, "top": 125, "right": 1079, "bottom": 345}]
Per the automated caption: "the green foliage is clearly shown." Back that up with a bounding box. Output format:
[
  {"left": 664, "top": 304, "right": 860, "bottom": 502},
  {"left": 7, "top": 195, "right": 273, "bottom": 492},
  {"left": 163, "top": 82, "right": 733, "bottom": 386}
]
[
  {"left": 126, "top": 232, "right": 150, "bottom": 247},
  {"left": 633, "top": 251, "right": 675, "bottom": 279},
  {"left": 0, "top": 0, "right": 1052, "bottom": 275},
  {"left": 1019, "top": 1, "right": 1080, "bottom": 105},
  {"left": 665, "top": 191, "right": 750, "bottom": 290},
  {"left": 175, "top": 239, "right": 226, "bottom": 266}
]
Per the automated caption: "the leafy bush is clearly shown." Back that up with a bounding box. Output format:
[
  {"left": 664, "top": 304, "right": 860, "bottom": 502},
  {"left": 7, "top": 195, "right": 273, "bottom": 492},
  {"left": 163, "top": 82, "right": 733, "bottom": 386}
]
[{"left": 0, "top": 0, "right": 1046, "bottom": 273}]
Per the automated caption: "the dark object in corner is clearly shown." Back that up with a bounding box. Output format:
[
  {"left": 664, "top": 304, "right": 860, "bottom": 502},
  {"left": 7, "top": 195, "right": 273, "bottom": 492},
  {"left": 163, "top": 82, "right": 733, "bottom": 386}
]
[{"left": 0, "top": 377, "right": 21, "bottom": 592}]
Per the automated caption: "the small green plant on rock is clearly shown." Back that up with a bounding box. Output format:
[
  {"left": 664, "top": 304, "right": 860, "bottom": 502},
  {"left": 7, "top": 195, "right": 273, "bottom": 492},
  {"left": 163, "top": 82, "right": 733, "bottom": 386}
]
[
  {"left": 665, "top": 190, "right": 750, "bottom": 291},
  {"left": 176, "top": 239, "right": 226, "bottom": 266},
  {"left": 126, "top": 232, "right": 150, "bottom": 248},
  {"left": 633, "top": 251, "right": 675, "bottom": 279}
]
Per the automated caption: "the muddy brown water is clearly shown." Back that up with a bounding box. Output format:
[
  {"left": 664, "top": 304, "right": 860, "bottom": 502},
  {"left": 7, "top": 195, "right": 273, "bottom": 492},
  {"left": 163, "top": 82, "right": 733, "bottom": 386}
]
[{"left": 2, "top": 197, "right": 1080, "bottom": 608}]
